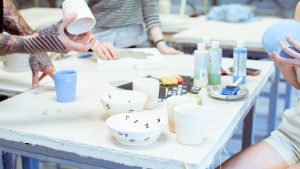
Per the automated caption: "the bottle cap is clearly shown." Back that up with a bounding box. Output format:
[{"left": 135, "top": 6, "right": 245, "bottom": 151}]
[
  {"left": 212, "top": 41, "right": 220, "bottom": 48},
  {"left": 197, "top": 43, "right": 206, "bottom": 50},
  {"left": 237, "top": 41, "right": 245, "bottom": 48}
]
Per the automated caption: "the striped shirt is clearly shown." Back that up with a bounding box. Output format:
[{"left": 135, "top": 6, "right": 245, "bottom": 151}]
[{"left": 89, "top": 0, "right": 161, "bottom": 31}]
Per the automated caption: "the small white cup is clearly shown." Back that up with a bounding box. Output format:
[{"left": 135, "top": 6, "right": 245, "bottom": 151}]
[
  {"left": 133, "top": 78, "right": 160, "bottom": 110},
  {"left": 158, "top": 0, "right": 171, "bottom": 15},
  {"left": 62, "top": 0, "right": 96, "bottom": 35},
  {"left": 166, "top": 96, "right": 197, "bottom": 133},
  {"left": 3, "top": 54, "right": 30, "bottom": 72},
  {"left": 174, "top": 104, "right": 205, "bottom": 145}
]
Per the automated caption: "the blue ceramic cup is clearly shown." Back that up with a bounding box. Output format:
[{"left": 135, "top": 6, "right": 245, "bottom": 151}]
[
  {"left": 262, "top": 21, "right": 300, "bottom": 58},
  {"left": 54, "top": 70, "right": 77, "bottom": 103}
]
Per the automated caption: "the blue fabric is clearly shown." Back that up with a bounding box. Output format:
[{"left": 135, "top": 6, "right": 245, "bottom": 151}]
[
  {"left": 221, "top": 86, "right": 240, "bottom": 96},
  {"left": 207, "top": 4, "right": 256, "bottom": 23}
]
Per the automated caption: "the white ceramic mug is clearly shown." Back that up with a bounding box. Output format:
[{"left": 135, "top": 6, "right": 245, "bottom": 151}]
[
  {"left": 174, "top": 104, "right": 205, "bottom": 145},
  {"left": 158, "top": 0, "right": 171, "bottom": 15},
  {"left": 3, "top": 54, "right": 30, "bottom": 72},
  {"left": 133, "top": 78, "right": 160, "bottom": 110},
  {"left": 166, "top": 96, "right": 197, "bottom": 133},
  {"left": 62, "top": 0, "right": 96, "bottom": 35}
]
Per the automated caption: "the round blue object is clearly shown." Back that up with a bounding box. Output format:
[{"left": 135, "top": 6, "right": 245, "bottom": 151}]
[{"left": 262, "top": 21, "right": 300, "bottom": 58}]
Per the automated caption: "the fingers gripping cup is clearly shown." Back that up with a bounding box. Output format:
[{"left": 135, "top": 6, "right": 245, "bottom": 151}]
[
  {"left": 54, "top": 70, "right": 77, "bottom": 103},
  {"left": 62, "top": 0, "right": 96, "bottom": 35}
]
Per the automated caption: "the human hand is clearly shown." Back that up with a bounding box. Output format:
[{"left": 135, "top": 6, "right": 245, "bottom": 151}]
[
  {"left": 29, "top": 52, "right": 54, "bottom": 88},
  {"left": 270, "top": 36, "right": 300, "bottom": 67},
  {"left": 92, "top": 41, "right": 119, "bottom": 60},
  {"left": 156, "top": 42, "right": 183, "bottom": 55},
  {"left": 24, "top": 13, "right": 96, "bottom": 53}
]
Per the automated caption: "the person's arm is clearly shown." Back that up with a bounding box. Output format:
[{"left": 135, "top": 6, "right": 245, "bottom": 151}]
[
  {"left": 270, "top": 36, "right": 300, "bottom": 89},
  {"left": 141, "top": 0, "right": 183, "bottom": 55},
  {"left": 1, "top": 4, "right": 95, "bottom": 87},
  {"left": 289, "top": 163, "right": 300, "bottom": 169},
  {"left": 3, "top": 0, "right": 55, "bottom": 88},
  {"left": 268, "top": 1, "right": 300, "bottom": 89},
  {"left": 149, "top": 26, "right": 183, "bottom": 55},
  {"left": 270, "top": 52, "right": 300, "bottom": 89},
  {"left": 295, "top": 1, "right": 300, "bottom": 22},
  {"left": 0, "top": 13, "right": 95, "bottom": 55},
  {"left": 3, "top": 0, "right": 33, "bottom": 35}
]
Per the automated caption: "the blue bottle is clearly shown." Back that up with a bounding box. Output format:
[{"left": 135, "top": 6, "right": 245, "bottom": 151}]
[{"left": 233, "top": 41, "right": 247, "bottom": 84}]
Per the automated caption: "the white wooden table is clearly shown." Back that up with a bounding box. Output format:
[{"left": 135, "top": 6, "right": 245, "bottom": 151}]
[
  {"left": 19, "top": 8, "right": 63, "bottom": 31},
  {"left": 0, "top": 49, "right": 274, "bottom": 169},
  {"left": 171, "top": 16, "right": 288, "bottom": 52},
  {"left": 0, "top": 54, "right": 96, "bottom": 93},
  {"left": 160, "top": 15, "right": 206, "bottom": 34}
]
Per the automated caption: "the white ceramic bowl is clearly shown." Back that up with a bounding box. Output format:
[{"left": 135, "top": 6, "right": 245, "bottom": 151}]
[
  {"left": 106, "top": 113, "right": 167, "bottom": 146},
  {"left": 3, "top": 53, "right": 30, "bottom": 72},
  {"left": 101, "top": 90, "right": 147, "bottom": 116}
]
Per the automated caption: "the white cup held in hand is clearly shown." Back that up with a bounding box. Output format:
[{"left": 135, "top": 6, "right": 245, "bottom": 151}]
[
  {"left": 133, "top": 78, "right": 160, "bottom": 110},
  {"left": 175, "top": 104, "right": 205, "bottom": 145},
  {"left": 166, "top": 96, "right": 197, "bottom": 133},
  {"left": 62, "top": 0, "right": 96, "bottom": 35}
]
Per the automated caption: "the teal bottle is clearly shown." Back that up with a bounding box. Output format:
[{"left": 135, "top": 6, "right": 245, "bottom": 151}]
[{"left": 208, "top": 41, "right": 222, "bottom": 85}]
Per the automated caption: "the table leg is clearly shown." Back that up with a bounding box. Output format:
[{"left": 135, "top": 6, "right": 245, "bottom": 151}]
[
  {"left": 242, "top": 106, "right": 255, "bottom": 149},
  {"left": 2, "top": 152, "right": 15, "bottom": 169},
  {"left": 0, "top": 149, "right": 3, "bottom": 169},
  {"left": 22, "top": 157, "right": 39, "bottom": 169},
  {"left": 284, "top": 82, "right": 292, "bottom": 110},
  {"left": 267, "top": 67, "right": 280, "bottom": 135}
]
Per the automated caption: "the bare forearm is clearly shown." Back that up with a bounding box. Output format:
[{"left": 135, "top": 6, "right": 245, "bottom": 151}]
[
  {"left": 277, "top": 64, "right": 300, "bottom": 89},
  {"left": 149, "top": 26, "right": 183, "bottom": 55},
  {"left": 295, "top": 1, "right": 300, "bottom": 22},
  {"left": 0, "top": 22, "right": 67, "bottom": 55},
  {"left": 149, "top": 26, "right": 164, "bottom": 43},
  {"left": 289, "top": 162, "right": 300, "bottom": 169},
  {"left": 0, "top": 34, "right": 27, "bottom": 55}
]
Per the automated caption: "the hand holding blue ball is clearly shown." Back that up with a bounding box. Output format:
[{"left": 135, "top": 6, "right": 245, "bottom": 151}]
[{"left": 262, "top": 21, "right": 300, "bottom": 58}]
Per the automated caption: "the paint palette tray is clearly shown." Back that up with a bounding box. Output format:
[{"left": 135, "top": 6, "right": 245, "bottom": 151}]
[
  {"left": 207, "top": 85, "right": 249, "bottom": 100},
  {"left": 114, "top": 76, "right": 200, "bottom": 101}
]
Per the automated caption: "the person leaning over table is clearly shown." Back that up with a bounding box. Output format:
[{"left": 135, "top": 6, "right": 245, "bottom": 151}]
[
  {"left": 1, "top": 0, "right": 96, "bottom": 88},
  {"left": 216, "top": 2, "right": 300, "bottom": 169},
  {"left": 88, "top": 0, "right": 183, "bottom": 60}
]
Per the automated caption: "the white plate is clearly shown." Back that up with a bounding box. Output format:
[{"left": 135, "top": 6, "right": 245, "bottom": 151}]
[{"left": 207, "top": 85, "right": 249, "bottom": 100}]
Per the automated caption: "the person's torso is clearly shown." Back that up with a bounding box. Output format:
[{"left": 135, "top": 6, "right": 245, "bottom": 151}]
[
  {"left": 278, "top": 67, "right": 300, "bottom": 147},
  {"left": 90, "top": 0, "right": 144, "bottom": 28},
  {"left": 92, "top": 24, "right": 151, "bottom": 48}
]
